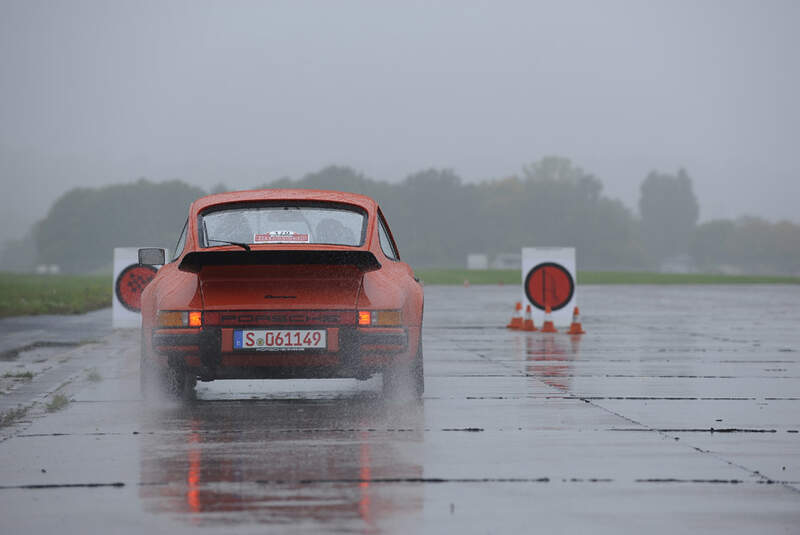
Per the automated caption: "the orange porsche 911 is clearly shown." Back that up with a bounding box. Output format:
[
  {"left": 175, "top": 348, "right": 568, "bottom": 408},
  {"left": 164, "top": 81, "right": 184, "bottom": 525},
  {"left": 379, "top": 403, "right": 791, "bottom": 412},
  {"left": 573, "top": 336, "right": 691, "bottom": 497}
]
[{"left": 138, "top": 189, "right": 424, "bottom": 400}]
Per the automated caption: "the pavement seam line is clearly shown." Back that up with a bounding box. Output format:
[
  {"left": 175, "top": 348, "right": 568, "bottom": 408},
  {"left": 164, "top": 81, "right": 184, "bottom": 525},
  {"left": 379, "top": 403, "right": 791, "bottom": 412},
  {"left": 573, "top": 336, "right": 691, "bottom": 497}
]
[{"left": 441, "top": 328, "right": 800, "bottom": 496}]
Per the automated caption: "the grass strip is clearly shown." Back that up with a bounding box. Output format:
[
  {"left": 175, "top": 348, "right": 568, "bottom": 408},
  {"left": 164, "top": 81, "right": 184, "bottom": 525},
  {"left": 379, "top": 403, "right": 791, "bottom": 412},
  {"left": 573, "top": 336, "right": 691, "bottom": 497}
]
[
  {"left": 0, "top": 406, "right": 28, "bottom": 427},
  {"left": 46, "top": 393, "right": 69, "bottom": 412},
  {"left": 1, "top": 269, "right": 797, "bottom": 319},
  {"left": 2, "top": 371, "right": 34, "bottom": 380},
  {"left": 415, "top": 269, "right": 800, "bottom": 285},
  {"left": 0, "top": 273, "right": 111, "bottom": 318}
]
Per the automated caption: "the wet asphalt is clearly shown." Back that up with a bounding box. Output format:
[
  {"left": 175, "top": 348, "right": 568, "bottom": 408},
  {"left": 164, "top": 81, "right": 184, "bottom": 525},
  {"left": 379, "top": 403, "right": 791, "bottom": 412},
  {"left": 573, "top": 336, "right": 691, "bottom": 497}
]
[{"left": 0, "top": 285, "right": 799, "bottom": 534}]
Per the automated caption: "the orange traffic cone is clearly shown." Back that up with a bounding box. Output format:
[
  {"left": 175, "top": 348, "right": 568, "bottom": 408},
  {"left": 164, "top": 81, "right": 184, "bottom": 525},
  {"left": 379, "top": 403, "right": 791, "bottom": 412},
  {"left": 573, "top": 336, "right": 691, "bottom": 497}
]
[
  {"left": 506, "top": 301, "right": 523, "bottom": 329},
  {"left": 522, "top": 305, "right": 537, "bottom": 331},
  {"left": 540, "top": 304, "right": 558, "bottom": 333},
  {"left": 567, "top": 306, "right": 586, "bottom": 335}
]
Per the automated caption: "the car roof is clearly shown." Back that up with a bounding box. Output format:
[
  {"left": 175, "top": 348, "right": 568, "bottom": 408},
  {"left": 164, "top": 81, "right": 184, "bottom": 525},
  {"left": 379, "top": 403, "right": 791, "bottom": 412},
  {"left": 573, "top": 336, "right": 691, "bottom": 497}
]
[{"left": 191, "top": 189, "right": 378, "bottom": 214}]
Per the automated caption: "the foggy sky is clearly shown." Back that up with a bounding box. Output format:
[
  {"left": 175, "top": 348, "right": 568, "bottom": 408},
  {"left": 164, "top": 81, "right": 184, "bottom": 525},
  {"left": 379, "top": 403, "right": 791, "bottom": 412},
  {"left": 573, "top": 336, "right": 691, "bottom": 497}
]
[{"left": 1, "top": 0, "right": 798, "bottom": 245}]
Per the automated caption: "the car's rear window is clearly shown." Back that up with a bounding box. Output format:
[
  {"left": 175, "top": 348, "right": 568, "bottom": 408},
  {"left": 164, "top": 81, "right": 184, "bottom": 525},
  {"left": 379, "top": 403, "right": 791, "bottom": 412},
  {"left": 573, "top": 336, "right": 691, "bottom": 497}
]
[{"left": 199, "top": 202, "right": 367, "bottom": 248}]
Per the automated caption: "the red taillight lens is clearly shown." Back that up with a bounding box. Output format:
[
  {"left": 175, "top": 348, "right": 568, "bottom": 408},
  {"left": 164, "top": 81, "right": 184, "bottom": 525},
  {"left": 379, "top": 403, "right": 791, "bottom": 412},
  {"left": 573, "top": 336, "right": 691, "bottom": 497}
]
[
  {"left": 157, "top": 310, "right": 202, "bottom": 328},
  {"left": 358, "top": 311, "right": 371, "bottom": 326}
]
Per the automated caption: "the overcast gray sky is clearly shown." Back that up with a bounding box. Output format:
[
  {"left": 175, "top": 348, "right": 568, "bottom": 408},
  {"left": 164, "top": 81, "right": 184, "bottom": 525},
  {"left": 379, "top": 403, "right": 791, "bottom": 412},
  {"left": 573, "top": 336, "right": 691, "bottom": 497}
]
[{"left": 1, "top": 0, "right": 798, "bottom": 244}]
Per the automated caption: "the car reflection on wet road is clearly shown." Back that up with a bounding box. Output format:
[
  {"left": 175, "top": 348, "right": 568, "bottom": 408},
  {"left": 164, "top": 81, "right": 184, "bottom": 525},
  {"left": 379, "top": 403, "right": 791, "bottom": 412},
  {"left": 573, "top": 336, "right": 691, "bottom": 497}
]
[
  {"left": 1, "top": 285, "right": 799, "bottom": 533},
  {"left": 138, "top": 398, "right": 424, "bottom": 529}
]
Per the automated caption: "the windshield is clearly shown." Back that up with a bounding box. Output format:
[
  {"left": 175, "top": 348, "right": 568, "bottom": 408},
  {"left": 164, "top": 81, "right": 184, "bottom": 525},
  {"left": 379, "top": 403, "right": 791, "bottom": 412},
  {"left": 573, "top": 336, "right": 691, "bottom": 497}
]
[{"left": 199, "top": 203, "right": 366, "bottom": 248}]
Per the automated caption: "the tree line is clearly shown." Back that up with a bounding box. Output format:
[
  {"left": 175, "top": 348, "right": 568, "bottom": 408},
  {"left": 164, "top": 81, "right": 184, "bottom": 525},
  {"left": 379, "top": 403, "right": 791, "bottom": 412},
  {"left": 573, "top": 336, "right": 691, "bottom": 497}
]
[{"left": 2, "top": 157, "right": 798, "bottom": 275}]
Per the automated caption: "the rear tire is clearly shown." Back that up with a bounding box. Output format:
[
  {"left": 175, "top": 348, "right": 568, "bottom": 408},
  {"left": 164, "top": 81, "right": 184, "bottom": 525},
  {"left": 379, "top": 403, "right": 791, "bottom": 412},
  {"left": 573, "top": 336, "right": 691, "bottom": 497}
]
[
  {"left": 412, "top": 341, "right": 424, "bottom": 398},
  {"left": 140, "top": 330, "right": 196, "bottom": 402},
  {"left": 382, "top": 340, "right": 424, "bottom": 400},
  {"left": 165, "top": 364, "right": 196, "bottom": 401},
  {"left": 140, "top": 331, "right": 161, "bottom": 401}
]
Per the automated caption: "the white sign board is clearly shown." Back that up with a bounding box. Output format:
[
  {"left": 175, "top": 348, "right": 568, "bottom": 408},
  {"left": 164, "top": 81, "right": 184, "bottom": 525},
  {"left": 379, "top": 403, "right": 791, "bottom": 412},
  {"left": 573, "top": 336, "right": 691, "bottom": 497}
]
[
  {"left": 112, "top": 247, "right": 165, "bottom": 329},
  {"left": 521, "top": 247, "right": 576, "bottom": 326},
  {"left": 467, "top": 254, "right": 489, "bottom": 270}
]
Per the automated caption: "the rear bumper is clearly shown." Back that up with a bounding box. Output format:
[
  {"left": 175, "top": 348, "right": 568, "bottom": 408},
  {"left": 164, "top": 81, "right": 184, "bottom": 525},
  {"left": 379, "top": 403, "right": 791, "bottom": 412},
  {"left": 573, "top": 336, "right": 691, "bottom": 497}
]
[{"left": 151, "top": 326, "right": 412, "bottom": 379}]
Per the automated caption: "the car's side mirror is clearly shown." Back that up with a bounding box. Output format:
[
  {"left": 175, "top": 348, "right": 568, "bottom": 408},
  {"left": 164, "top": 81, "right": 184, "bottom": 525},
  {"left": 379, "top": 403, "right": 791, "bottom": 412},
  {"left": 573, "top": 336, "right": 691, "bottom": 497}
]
[{"left": 138, "top": 248, "right": 166, "bottom": 266}]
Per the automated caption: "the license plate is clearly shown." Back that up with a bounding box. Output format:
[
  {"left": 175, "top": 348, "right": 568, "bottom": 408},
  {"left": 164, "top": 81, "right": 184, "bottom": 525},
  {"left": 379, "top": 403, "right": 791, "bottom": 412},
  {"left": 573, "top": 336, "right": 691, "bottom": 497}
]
[{"left": 233, "top": 329, "right": 327, "bottom": 351}]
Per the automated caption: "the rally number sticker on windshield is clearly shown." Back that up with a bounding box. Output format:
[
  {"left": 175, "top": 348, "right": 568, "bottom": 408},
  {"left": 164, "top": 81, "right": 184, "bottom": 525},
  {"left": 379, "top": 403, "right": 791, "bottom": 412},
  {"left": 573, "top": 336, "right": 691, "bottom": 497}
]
[
  {"left": 254, "top": 231, "right": 310, "bottom": 243},
  {"left": 234, "top": 329, "right": 326, "bottom": 351}
]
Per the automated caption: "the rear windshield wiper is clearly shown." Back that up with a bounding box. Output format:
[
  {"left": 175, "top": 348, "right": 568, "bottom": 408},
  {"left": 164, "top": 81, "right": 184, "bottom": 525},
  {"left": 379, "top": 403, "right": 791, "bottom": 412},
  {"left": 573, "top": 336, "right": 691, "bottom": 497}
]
[
  {"left": 206, "top": 239, "right": 251, "bottom": 252},
  {"left": 202, "top": 219, "right": 251, "bottom": 251}
]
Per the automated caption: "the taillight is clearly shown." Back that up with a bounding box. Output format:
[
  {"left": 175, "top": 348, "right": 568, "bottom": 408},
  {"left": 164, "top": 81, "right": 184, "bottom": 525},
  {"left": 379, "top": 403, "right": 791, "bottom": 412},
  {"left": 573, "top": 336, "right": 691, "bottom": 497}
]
[
  {"left": 157, "top": 310, "right": 202, "bottom": 328},
  {"left": 357, "top": 310, "right": 402, "bottom": 326},
  {"left": 188, "top": 311, "right": 202, "bottom": 327}
]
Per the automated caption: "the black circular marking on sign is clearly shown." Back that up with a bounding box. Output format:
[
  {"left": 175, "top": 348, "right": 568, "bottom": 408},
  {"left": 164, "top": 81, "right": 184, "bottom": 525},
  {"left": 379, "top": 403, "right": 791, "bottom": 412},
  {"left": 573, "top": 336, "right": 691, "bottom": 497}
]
[
  {"left": 115, "top": 264, "right": 157, "bottom": 312},
  {"left": 524, "top": 262, "right": 575, "bottom": 312}
]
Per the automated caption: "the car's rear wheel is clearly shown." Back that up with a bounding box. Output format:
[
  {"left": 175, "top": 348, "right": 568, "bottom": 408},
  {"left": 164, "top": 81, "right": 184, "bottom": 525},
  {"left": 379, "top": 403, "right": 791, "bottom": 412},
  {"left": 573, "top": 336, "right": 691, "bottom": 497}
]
[
  {"left": 165, "top": 364, "right": 196, "bottom": 401},
  {"left": 140, "top": 331, "right": 161, "bottom": 400},
  {"left": 140, "top": 331, "right": 196, "bottom": 402},
  {"left": 412, "top": 341, "right": 424, "bottom": 397},
  {"left": 382, "top": 339, "right": 424, "bottom": 400}
]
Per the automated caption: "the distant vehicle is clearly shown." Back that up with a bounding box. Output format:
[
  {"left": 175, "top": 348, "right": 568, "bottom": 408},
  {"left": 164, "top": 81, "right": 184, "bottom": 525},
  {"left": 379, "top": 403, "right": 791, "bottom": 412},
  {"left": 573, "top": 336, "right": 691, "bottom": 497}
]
[{"left": 138, "top": 189, "right": 424, "bottom": 400}]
